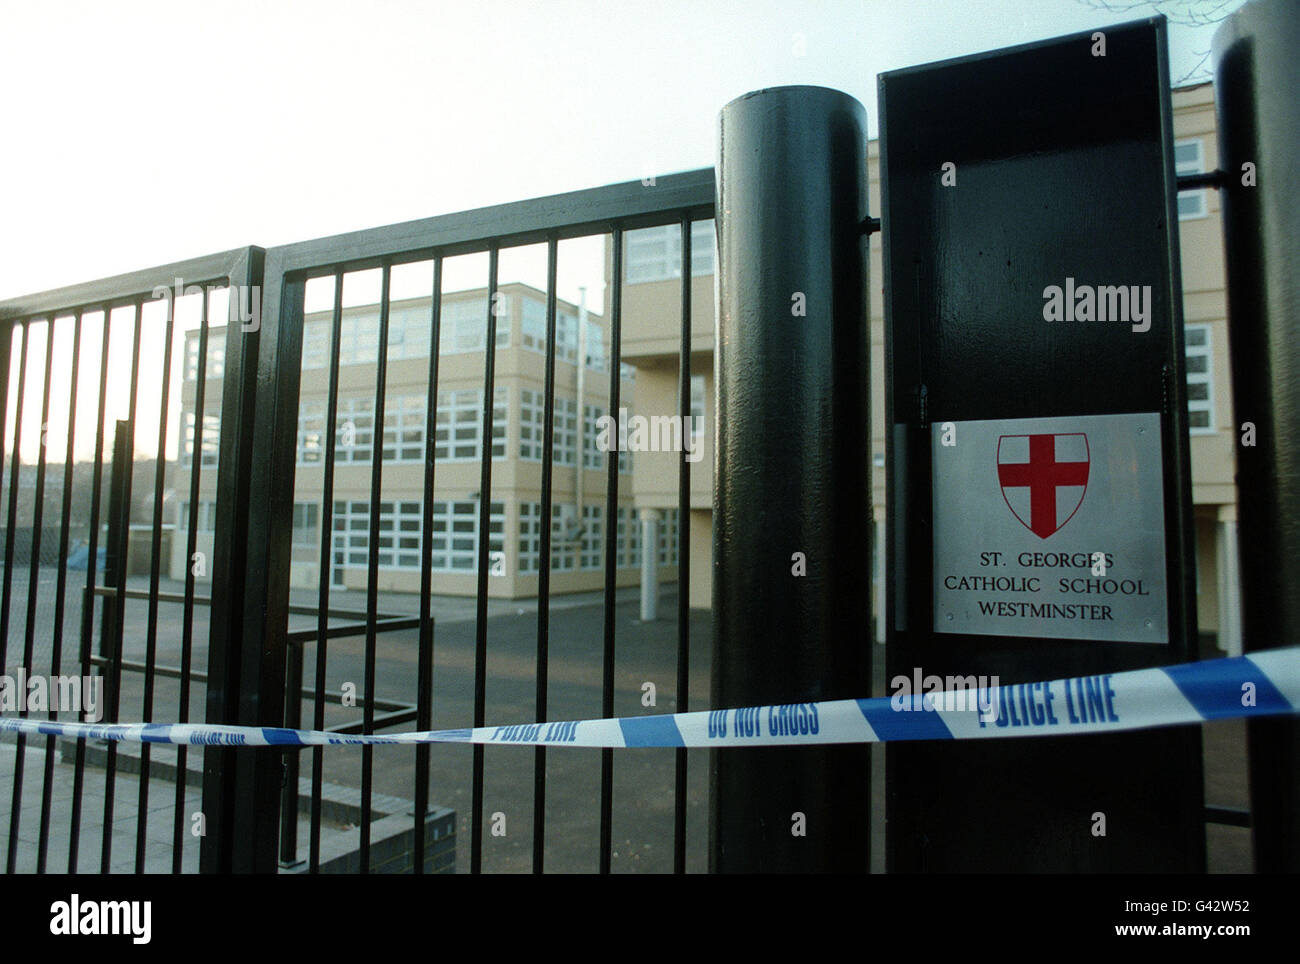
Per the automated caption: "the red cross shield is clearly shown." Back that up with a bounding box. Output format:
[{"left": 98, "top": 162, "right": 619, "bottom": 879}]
[{"left": 996, "top": 433, "right": 1090, "bottom": 539}]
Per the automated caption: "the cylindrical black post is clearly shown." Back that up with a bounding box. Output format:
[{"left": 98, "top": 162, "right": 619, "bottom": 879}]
[
  {"left": 1213, "top": 0, "right": 1300, "bottom": 873},
  {"left": 712, "top": 86, "right": 871, "bottom": 873}
]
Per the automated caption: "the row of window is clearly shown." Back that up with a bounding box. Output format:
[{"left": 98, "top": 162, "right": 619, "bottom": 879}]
[
  {"left": 291, "top": 389, "right": 635, "bottom": 470},
  {"left": 625, "top": 220, "right": 717, "bottom": 284},
  {"left": 181, "top": 320, "right": 1211, "bottom": 472},
  {"left": 1185, "top": 323, "right": 1213, "bottom": 432},
  {"left": 1175, "top": 137, "right": 1208, "bottom": 222},
  {"left": 184, "top": 295, "right": 632, "bottom": 383},
  {"left": 179, "top": 391, "right": 645, "bottom": 470},
  {"left": 178, "top": 499, "right": 680, "bottom": 574}
]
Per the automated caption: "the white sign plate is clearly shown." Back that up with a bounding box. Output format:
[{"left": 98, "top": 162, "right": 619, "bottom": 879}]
[{"left": 931, "top": 412, "right": 1169, "bottom": 643}]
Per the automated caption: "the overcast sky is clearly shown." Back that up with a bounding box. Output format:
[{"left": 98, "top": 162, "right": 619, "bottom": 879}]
[{"left": 0, "top": 0, "right": 1242, "bottom": 304}]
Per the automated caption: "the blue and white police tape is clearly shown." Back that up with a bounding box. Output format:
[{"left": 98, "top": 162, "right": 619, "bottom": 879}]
[{"left": 2, "top": 647, "right": 1297, "bottom": 749}]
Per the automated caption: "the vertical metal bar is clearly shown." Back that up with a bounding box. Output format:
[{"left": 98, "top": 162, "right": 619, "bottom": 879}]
[
  {"left": 0, "top": 321, "right": 23, "bottom": 873},
  {"left": 100, "top": 421, "right": 132, "bottom": 872},
  {"left": 280, "top": 257, "right": 305, "bottom": 878},
  {"left": 1213, "top": 0, "right": 1300, "bottom": 872},
  {"left": 414, "top": 257, "right": 443, "bottom": 874},
  {"left": 532, "top": 237, "right": 559, "bottom": 873},
  {"left": 0, "top": 324, "right": 11, "bottom": 862},
  {"left": 470, "top": 246, "right": 500, "bottom": 874},
  {"left": 68, "top": 307, "right": 113, "bottom": 872},
  {"left": 101, "top": 301, "right": 143, "bottom": 873},
  {"left": 173, "top": 290, "right": 211, "bottom": 872},
  {"left": 0, "top": 323, "right": 9, "bottom": 857},
  {"left": 309, "top": 271, "right": 345, "bottom": 873},
  {"left": 7, "top": 318, "right": 53, "bottom": 872},
  {"left": 38, "top": 311, "right": 82, "bottom": 873},
  {"left": 359, "top": 262, "right": 393, "bottom": 872},
  {"left": 0, "top": 323, "right": 29, "bottom": 685},
  {"left": 279, "top": 641, "right": 303, "bottom": 866},
  {"left": 599, "top": 228, "right": 623, "bottom": 874},
  {"left": 135, "top": 291, "right": 176, "bottom": 871},
  {"left": 0, "top": 324, "right": 12, "bottom": 618},
  {"left": 673, "top": 215, "right": 691, "bottom": 875},
  {"left": 0, "top": 319, "right": 24, "bottom": 860}
]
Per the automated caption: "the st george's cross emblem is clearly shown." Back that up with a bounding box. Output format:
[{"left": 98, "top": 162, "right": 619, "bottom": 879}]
[{"left": 996, "top": 433, "right": 1090, "bottom": 539}]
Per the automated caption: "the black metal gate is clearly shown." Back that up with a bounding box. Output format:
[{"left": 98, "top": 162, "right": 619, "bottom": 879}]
[{"left": 0, "top": 172, "right": 714, "bottom": 873}]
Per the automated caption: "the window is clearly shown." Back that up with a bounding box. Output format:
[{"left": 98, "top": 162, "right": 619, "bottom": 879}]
[
  {"left": 184, "top": 333, "right": 225, "bottom": 383},
  {"left": 182, "top": 412, "right": 221, "bottom": 468},
  {"left": 385, "top": 304, "right": 434, "bottom": 363},
  {"left": 435, "top": 388, "right": 507, "bottom": 462},
  {"left": 341, "top": 310, "right": 380, "bottom": 365},
  {"left": 550, "top": 507, "right": 576, "bottom": 572},
  {"left": 519, "top": 502, "right": 598, "bottom": 572},
  {"left": 334, "top": 396, "right": 376, "bottom": 464},
  {"left": 658, "top": 507, "right": 680, "bottom": 567},
  {"left": 624, "top": 220, "right": 716, "bottom": 284},
  {"left": 383, "top": 394, "right": 426, "bottom": 462},
  {"left": 690, "top": 374, "right": 706, "bottom": 439},
  {"left": 520, "top": 389, "right": 545, "bottom": 461},
  {"left": 518, "top": 502, "right": 544, "bottom": 574},
  {"left": 429, "top": 500, "right": 504, "bottom": 572},
  {"left": 332, "top": 500, "right": 372, "bottom": 569},
  {"left": 298, "top": 399, "right": 325, "bottom": 465},
  {"left": 301, "top": 309, "right": 424, "bottom": 370},
  {"left": 584, "top": 319, "right": 606, "bottom": 372},
  {"left": 520, "top": 390, "right": 576, "bottom": 465},
  {"left": 555, "top": 312, "right": 578, "bottom": 364},
  {"left": 292, "top": 503, "right": 319, "bottom": 547},
  {"left": 583, "top": 404, "right": 604, "bottom": 470},
  {"left": 520, "top": 296, "right": 605, "bottom": 370},
  {"left": 616, "top": 507, "right": 641, "bottom": 569},
  {"left": 580, "top": 404, "right": 631, "bottom": 473},
  {"left": 580, "top": 505, "right": 603, "bottom": 570},
  {"left": 379, "top": 500, "right": 424, "bottom": 570},
  {"left": 331, "top": 500, "right": 424, "bottom": 570},
  {"left": 439, "top": 296, "right": 510, "bottom": 355},
  {"left": 332, "top": 499, "right": 502, "bottom": 572},
  {"left": 1185, "top": 323, "right": 1214, "bottom": 433},
  {"left": 1175, "top": 139, "right": 1208, "bottom": 221},
  {"left": 302, "top": 319, "right": 330, "bottom": 370},
  {"left": 521, "top": 298, "right": 546, "bottom": 353},
  {"left": 553, "top": 397, "right": 577, "bottom": 465}
]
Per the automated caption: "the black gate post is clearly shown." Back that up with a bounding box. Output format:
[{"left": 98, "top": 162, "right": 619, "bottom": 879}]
[
  {"left": 199, "top": 246, "right": 290, "bottom": 874},
  {"left": 1213, "top": 0, "right": 1300, "bottom": 873},
  {"left": 880, "top": 19, "right": 1204, "bottom": 872},
  {"left": 712, "top": 86, "right": 872, "bottom": 873}
]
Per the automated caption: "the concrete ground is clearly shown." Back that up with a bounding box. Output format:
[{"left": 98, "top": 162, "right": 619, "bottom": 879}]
[{"left": 0, "top": 567, "right": 1254, "bottom": 873}]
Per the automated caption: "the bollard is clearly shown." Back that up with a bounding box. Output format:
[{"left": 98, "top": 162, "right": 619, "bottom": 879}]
[{"left": 712, "top": 86, "right": 872, "bottom": 873}]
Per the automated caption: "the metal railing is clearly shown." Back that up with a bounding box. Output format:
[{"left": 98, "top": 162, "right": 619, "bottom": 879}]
[{"left": 0, "top": 171, "right": 715, "bottom": 874}]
